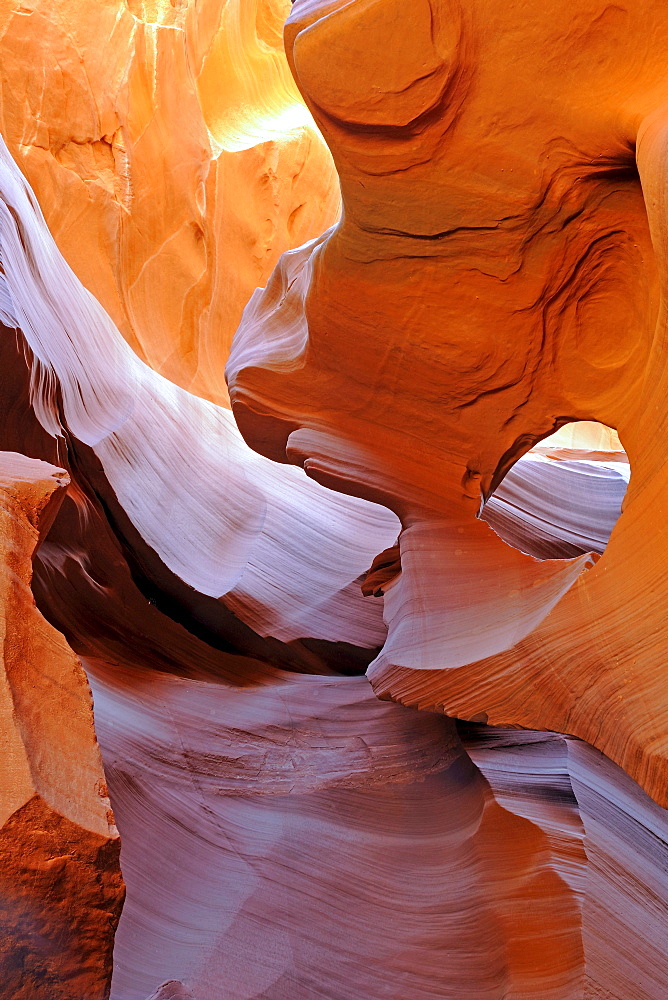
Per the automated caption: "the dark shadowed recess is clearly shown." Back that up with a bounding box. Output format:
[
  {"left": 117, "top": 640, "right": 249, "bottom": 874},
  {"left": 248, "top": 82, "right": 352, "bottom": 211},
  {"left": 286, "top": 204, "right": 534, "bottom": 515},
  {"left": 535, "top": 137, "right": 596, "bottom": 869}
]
[{"left": 0, "top": 326, "right": 377, "bottom": 682}]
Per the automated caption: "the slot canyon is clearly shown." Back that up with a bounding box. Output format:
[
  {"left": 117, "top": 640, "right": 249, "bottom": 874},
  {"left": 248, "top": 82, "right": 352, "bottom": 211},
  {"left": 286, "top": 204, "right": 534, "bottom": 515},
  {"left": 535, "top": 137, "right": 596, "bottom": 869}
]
[{"left": 0, "top": 1, "right": 666, "bottom": 998}]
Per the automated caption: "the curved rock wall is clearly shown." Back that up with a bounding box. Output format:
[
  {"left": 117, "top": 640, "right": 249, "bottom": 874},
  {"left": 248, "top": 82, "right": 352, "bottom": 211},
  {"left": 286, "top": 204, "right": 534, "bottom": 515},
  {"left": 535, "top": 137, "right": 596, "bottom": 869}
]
[
  {"left": 227, "top": 0, "right": 668, "bottom": 807},
  {"left": 0, "top": 2, "right": 666, "bottom": 999},
  {"left": 0, "top": 0, "right": 339, "bottom": 403}
]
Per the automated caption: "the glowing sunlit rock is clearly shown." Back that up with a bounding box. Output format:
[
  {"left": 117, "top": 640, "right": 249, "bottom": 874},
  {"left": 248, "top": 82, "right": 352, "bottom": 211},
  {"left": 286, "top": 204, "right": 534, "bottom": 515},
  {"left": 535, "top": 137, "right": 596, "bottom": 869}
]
[
  {"left": 1, "top": 1, "right": 668, "bottom": 997},
  {"left": 0, "top": 0, "right": 339, "bottom": 404},
  {"left": 228, "top": 0, "right": 668, "bottom": 808}
]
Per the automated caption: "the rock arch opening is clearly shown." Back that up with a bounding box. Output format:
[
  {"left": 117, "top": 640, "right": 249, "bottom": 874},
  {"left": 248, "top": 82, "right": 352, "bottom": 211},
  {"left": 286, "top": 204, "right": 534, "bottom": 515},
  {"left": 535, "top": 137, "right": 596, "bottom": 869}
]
[{"left": 482, "top": 421, "right": 629, "bottom": 561}]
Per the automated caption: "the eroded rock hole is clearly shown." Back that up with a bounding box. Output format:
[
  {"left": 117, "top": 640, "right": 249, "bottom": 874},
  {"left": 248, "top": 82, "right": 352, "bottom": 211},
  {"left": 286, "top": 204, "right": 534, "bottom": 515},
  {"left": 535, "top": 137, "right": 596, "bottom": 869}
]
[{"left": 482, "top": 421, "right": 629, "bottom": 561}]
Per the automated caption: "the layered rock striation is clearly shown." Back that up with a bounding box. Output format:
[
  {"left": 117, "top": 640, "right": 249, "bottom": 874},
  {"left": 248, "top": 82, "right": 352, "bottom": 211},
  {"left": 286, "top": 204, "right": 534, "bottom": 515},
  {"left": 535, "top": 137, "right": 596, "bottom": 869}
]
[
  {"left": 0, "top": 1, "right": 667, "bottom": 998},
  {"left": 227, "top": 0, "right": 668, "bottom": 808}
]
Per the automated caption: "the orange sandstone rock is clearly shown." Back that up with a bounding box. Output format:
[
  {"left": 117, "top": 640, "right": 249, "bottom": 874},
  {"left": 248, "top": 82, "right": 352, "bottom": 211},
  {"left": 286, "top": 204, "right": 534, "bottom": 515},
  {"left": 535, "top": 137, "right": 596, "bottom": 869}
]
[
  {"left": 227, "top": 0, "right": 668, "bottom": 806},
  {"left": 0, "top": 1, "right": 666, "bottom": 992},
  {"left": 0, "top": 0, "right": 339, "bottom": 404},
  {"left": 0, "top": 452, "right": 122, "bottom": 999}
]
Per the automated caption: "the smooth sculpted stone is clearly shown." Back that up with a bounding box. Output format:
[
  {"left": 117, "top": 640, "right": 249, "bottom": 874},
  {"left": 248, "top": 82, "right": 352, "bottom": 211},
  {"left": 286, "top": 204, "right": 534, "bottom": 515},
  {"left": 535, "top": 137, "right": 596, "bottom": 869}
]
[
  {"left": 0, "top": 3, "right": 666, "bottom": 998},
  {"left": 89, "top": 658, "right": 590, "bottom": 1000},
  {"left": 74, "top": 642, "right": 667, "bottom": 1000},
  {"left": 0, "top": 134, "right": 398, "bottom": 671},
  {"left": 0, "top": 0, "right": 339, "bottom": 405},
  {"left": 461, "top": 725, "right": 668, "bottom": 1000},
  {"left": 227, "top": 0, "right": 668, "bottom": 807},
  {"left": 481, "top": 453, "right": 629, "bottom": 561},
  {"left": 0, "top": 452, "right": 123, "bottom": 1000}
]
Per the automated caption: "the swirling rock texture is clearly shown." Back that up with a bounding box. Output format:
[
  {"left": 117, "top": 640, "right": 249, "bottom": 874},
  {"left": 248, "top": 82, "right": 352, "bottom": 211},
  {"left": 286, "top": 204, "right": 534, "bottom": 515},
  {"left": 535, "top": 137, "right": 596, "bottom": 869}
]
[
  {"left": 227, "top": 0, "right": 668, "bottom": 806},
  {"left": 0, "top": 1, "right": 666, "bottom": 999}
]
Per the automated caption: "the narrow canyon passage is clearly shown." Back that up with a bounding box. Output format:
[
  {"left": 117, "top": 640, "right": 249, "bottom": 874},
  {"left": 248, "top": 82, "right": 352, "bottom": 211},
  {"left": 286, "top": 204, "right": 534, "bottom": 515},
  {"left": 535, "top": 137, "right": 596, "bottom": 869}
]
[{"left": 0, "top": 2, "right": 667, "bottom": 999}]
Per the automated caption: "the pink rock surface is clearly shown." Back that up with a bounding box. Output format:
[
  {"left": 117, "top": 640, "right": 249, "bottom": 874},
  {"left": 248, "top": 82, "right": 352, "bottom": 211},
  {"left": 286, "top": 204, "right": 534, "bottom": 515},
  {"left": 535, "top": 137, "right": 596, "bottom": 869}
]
[
  {"left": 81, "top": 653, "right": 667, "bottom": 1000},
  {"left": 0, "top": 3, "right": 666, "bottom": 996}
]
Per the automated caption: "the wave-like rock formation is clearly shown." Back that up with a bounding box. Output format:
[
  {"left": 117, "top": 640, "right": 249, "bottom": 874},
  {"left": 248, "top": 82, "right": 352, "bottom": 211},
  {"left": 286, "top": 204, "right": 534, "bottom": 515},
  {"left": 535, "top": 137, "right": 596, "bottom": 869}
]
[
  {"left": 87, "top": 657, "right": 667, "bottom": 1000},
  {"left": 145, "top": 985, "right": 197, "bottom": 1000},
  {"left": 0, "top": 140, "right": 666, "bottom": 996},
  {"left": 0, "top": 134, "right": 397, "bottom": 665},
  {"left": 463, "top": 726, "right": 668, "bottom": 1000},
  {"left": 0, "top": 1, "right": 667, "bottom": 998},
  {"left": 482, "top": 454, "right": 629, "bottom": 560},
  {"left": 227, "top": 0, "right": 668, "bottom": 808},
  {"left": 0, "top": 452, "right": 122, "bottom": 1000}
]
